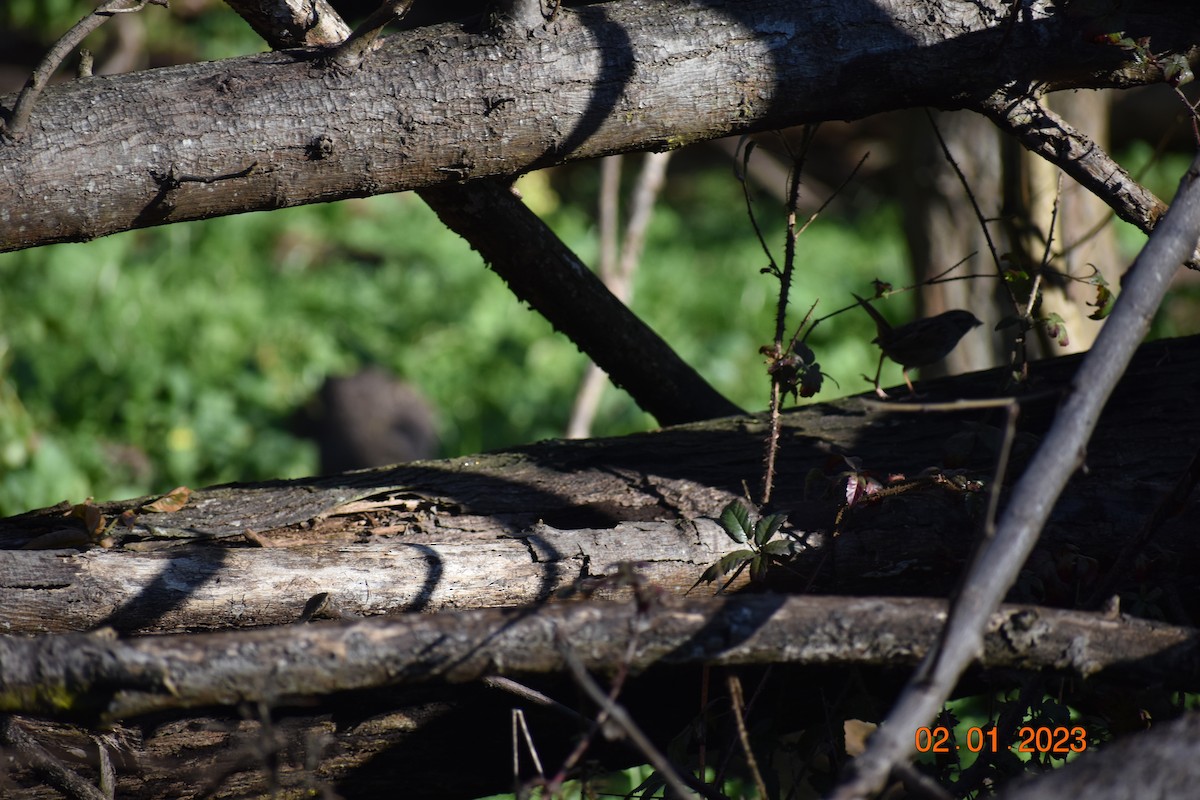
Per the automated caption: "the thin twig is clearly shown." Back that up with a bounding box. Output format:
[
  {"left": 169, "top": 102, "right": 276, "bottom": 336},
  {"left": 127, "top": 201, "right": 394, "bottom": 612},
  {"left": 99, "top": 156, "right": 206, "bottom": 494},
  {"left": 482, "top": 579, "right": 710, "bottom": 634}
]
[
  {"left": 727, "top": 675, "right": 769, "bottom": 800},
  {"left": 512, "top": 708, "right": 545, "bottom": 780},
  {"left": 860, "top": 390, "right": 1059, "bottom": 413},
  {"left": 556, "top": 633, "right": 697, "bottom": 798},
  {"left": 735, "top": 137, "right": 780, "bottom": 277},
  {"left": 484, "top": 676, "right": 591, "bottom": 725},
  {"left": 0, "top": 716, "right": 108, "bottom": 800},
  {"left": 830, "top": 152, "right": 1200, "bottom": 800},
  {"left": 1014, "top": 173, "right": 1063, "bottom": 376},
  {"left": 568, "top": 151, "right": 672, "bottom": 438},
  {"left": 2, "top": 0, "right": 167, "bottom": 139},
  {"left": 327, "top": 0, "right": 415, "bottom": 68},
  {"left": 794, "top": 152, "right": 869, "bottom": 240},
  {"left": 925, "top": 110, "right": 1009, "bottom": 293}
]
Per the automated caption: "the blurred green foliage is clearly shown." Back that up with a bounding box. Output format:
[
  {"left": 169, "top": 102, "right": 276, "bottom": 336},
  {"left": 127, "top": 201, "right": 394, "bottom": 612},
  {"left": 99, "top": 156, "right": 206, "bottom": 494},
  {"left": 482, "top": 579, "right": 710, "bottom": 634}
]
[
  {"left": 0, "top": 160, "right": 911, "bottom": 515},
  {"left": 0, "top": 0, "right": 910, "bottom": 516},
  {"left": 1, "top": 0, "right": 265, "bottom": 67},
  {"left": 2, "top": 2, "right": 1192, "bottom": 519}
]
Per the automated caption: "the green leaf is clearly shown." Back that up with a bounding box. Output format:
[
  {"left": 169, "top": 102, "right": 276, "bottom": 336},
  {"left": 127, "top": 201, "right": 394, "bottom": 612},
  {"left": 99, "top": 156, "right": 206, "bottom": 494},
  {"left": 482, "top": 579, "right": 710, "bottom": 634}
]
[
  {"left": 753, "top": 513, "right": 786, "bottom": 547},
  {"left": 761, "top": 538, "right": 797, "bottom": 557},
  {"left": 750, "top": 554, "right": 768, "bottom": 582},
  {"left": 695, "top": 563, "right": 723, "bottom": 585},
  {"left": 718, "top": 500, "right": 752, "bottom": 543},
  {"left": 719, "top": 550, "right": 756, "bottom": 574}
]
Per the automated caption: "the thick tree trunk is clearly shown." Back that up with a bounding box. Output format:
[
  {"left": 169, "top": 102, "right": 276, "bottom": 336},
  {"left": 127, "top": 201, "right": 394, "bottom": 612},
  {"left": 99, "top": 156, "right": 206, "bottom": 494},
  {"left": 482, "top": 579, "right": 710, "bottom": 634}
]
[{"left": 1, "top": 0, "right": 1193, "bottom": 252}]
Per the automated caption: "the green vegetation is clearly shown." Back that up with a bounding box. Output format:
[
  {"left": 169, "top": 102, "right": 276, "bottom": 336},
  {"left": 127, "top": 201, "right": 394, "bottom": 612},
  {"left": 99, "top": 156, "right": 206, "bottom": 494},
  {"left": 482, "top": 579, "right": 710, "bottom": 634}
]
[
  {"left": 0, "top": 161, "right": 911, "bottom": 516},
  {"left": 3, "top": 138, "right": 1186, "bottom": 518},
  {"left": 2, "top": 4, "right": 1189, "bottom": 520}
]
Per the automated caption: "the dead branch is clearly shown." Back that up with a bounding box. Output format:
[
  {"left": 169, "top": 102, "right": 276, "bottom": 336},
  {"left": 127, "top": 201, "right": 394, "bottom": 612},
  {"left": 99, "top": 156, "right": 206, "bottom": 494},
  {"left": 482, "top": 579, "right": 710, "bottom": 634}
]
[
  {"left": 421, "top": 179, "right": 742, "bottom": 425},
  {"left": 832, "top": 151, "right": 1200, "bottom": 800},
  {"left": 0, "top": 595, "right": 1194, "bottom": 724}
]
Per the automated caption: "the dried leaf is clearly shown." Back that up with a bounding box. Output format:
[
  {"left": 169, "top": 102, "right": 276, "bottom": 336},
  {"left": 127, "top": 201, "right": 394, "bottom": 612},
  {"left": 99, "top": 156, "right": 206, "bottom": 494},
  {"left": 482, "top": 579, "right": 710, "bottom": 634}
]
[
  {"left": 844, "top": 719, "right": 877, "bottom": 757},
  {"left": 143, "top": 486, "right": 192, "bottom": 514},
  {"left": 69, "top": 499, "right": 104, "bottom": 536}
]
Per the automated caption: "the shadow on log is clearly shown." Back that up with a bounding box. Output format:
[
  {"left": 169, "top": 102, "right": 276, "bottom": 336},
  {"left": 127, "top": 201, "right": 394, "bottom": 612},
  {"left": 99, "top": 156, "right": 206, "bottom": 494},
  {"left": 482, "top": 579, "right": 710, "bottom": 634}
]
[{"left": 1, "top": 335, "right": 1200, "bottom": 798}]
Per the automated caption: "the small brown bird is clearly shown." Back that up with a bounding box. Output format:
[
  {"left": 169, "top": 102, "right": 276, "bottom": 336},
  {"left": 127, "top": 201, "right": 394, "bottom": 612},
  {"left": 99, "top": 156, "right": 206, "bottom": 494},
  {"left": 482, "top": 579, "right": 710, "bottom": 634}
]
[{"left": 852, "top": 293, "right": 982, "bottom": 397}]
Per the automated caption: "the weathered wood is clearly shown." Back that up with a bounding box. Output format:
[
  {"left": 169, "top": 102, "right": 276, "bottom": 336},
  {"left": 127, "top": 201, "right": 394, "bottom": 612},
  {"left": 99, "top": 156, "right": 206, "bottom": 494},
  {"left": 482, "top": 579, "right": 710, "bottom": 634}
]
[
  {"left": 0, "top": 518, "right": 749, "bottom": 634},
  {"left": 3, "top": 334, "right": 1200, "bottom": 637},
  {"left": 0, "top": 591, "right": 1196, "bottom": 799},
  {"left": 1, "top": 335, "right": 1199, "bottom": 798},
  {"left": 1, "top": 595, "right": 1195, "bottom": 723},
  {"left": 2, "top": 0, "right": 1195, "bottom": 251}
]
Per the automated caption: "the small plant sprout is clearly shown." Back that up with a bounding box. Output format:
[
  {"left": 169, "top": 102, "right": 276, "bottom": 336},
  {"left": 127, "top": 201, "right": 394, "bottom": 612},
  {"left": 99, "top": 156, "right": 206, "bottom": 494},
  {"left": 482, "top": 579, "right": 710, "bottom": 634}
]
[{"left": 691, "top": 500, "right": 796, "bottom": 593}]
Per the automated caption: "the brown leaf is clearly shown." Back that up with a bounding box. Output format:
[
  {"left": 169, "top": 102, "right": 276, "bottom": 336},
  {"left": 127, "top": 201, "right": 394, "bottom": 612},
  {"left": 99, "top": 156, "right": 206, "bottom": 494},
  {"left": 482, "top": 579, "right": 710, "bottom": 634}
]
[
  {"left": 143, "top": 486, "right": 192, "bottom": 513},
  {"left": 69, "top": 499, "right": 105, "bottom": 536},
  {"left": 844, "top": 719, "right": 877, "bottom": 757}
]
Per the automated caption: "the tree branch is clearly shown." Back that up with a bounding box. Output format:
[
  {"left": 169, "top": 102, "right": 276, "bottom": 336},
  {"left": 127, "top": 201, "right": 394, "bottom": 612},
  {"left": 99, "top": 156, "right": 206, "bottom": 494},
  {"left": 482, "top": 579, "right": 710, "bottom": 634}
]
[
  {"left": 979, "top": 90, "right": 1175, "bottom": 249},
  {"left": 832, "top": 152, "right": 1200, "bottom": 800},
  {"left": 223, "top": 0, "right": 351, "bottom": 49},
  {"left": 0, "top": 0, "right": 166, "bottom": 140},
  {"left": 0, "top": 595, "right": 1194, "bottom": 723},
  {"left": 4, "top": 0, "right": 1197, "bottom": 252},
  {"left": 421, "top": 180, "right": 744, "bottom": 424},
  {"left": 220, "top": 0, "right": 740, "bottom": 424}
]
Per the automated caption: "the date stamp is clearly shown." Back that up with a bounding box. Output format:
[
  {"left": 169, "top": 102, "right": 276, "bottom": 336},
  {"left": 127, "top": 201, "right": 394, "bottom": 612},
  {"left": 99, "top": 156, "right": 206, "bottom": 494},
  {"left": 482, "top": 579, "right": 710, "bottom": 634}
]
[{"left": 915, "top": 725, "right": 1088, "bottom": 755}]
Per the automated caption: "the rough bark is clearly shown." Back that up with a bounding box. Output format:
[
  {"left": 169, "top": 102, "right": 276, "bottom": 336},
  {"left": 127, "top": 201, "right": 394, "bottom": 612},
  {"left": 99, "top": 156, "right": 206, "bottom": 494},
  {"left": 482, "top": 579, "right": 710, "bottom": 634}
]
[
  {"left": 2, "top": 595, "right": 1196, "bottom": 723},
  {"left": 2, "top": 0, "right": 1196, "bottom": 252},
  {"left": 3, "top": 333, "right": 1200, "bottom": 637},
  {"left": 2, "top": 334, "right": 1200, "bottom": 797}
]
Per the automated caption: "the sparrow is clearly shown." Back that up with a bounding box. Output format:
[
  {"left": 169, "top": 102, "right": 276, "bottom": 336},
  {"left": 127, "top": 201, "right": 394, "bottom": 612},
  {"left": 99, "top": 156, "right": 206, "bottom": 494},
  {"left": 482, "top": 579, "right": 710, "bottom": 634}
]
[{"left": 852, "top": 293, "right": 982, "bottom": 397}]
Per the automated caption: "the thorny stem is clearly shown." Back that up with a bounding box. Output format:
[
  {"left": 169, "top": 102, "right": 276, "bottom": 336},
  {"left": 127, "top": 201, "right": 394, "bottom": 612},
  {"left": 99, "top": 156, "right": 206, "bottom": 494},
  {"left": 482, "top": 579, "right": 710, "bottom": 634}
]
[
  {"left": 775, "top": 133, "right": 810, "bottom": 348},
  {"left": 1172, "top": 85, "right": 1200, "bottom": 146},
  {"left": 761, "top": 127, "right": 816, "bottom": 504}
]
